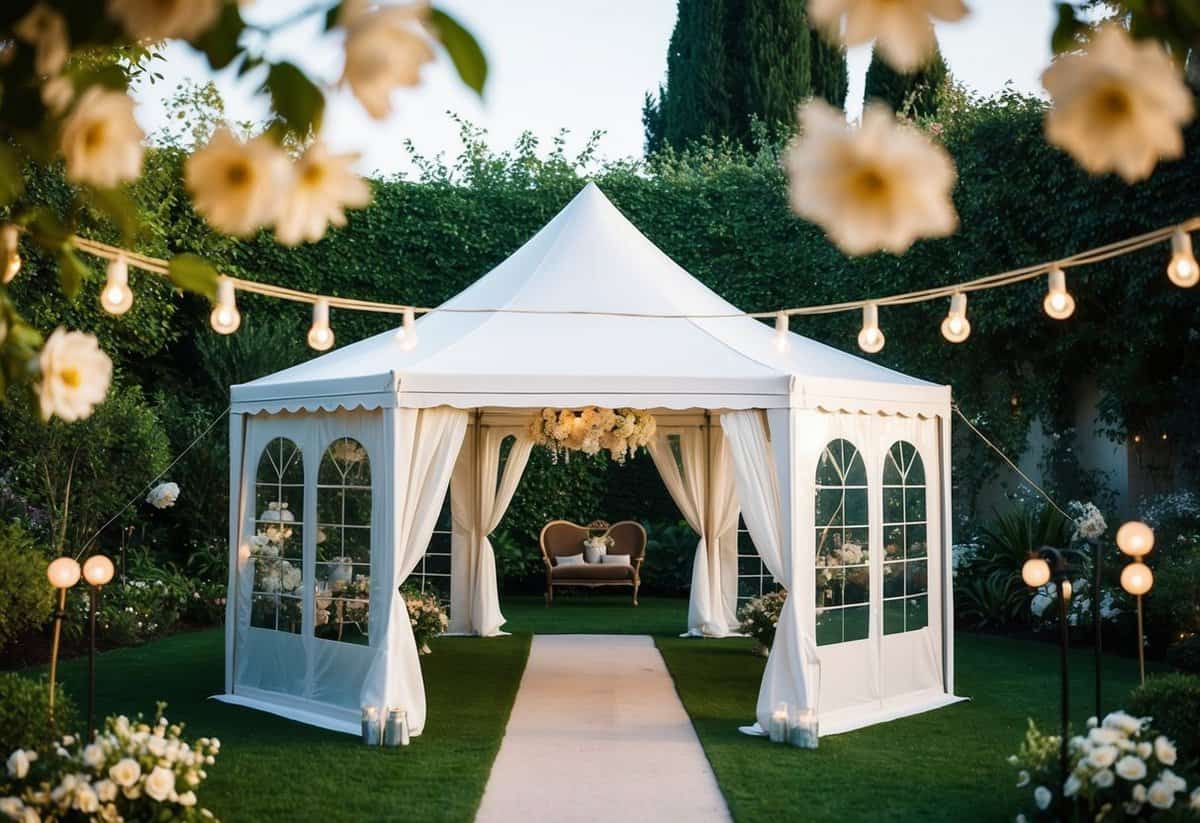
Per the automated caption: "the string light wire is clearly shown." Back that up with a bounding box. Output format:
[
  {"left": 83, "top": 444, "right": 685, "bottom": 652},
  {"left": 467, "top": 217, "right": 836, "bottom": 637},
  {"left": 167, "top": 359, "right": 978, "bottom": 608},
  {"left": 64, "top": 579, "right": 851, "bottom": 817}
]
[{"left": 65, "top": 217, "right": 1199, "bottom": 326}]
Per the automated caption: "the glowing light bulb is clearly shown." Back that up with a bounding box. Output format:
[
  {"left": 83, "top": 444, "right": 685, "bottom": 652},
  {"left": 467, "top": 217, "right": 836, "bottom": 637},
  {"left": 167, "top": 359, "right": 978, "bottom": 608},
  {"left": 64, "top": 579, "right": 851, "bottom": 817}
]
[
  {"left": 307, "top": 299, "right": 334, "bottom": 351},
  {"left": 47, "top": 556, "right": 81, "bottom": 589},
  {"left": 1, "top": 224, "right": 20, "bottom": 284},
  {"left": 100, "top": 255, "right": 133, "bottom": 315},
  {"left": 1167, "top": 229, "right": 1198, "bottom": 288},
  {"left": 1042, "top": 267, "right": 1075, "bottom": 320},
  {"left": 397, "top": 306, "right": 418, "bottom": 351},
  {"left": 82, "top": 554, "right": 114, "bottom": 586},
  {"left": 774, "top": 312, "right": 789, "bottom": 352},
  {"left": 1116, "top": 520, "right": 1154, "bottom": 557},
  {"left": 941, "top": 292, "right": 971, "bottom": 343},
  {"left": 210, "top": 276, "right": 240, "bottom": 334},
  {"left": 1021, "top": 556, "right": 1051, "bottom": 588},
  {"left": 1061, "top": 579, "right": 1073, "bottom": 600},
  {"left": 857, "top": 303, "right": 884, "bottom": 353},
  {"left": 1120, "top": 561, "right": 1153, "bottom": 596}
]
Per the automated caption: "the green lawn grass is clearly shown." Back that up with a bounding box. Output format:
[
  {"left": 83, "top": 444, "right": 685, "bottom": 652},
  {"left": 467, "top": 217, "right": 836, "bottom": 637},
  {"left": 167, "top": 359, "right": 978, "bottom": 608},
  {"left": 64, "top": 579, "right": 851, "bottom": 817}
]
[
  {"left": 500, "top": 592, "right": 688, "bottom": 635},
  {"left": 657, "top": 632, "right": 1149, "bottom": 822},
  {"left": 52, "top": 630, "right": 530, "bottom": 823}
]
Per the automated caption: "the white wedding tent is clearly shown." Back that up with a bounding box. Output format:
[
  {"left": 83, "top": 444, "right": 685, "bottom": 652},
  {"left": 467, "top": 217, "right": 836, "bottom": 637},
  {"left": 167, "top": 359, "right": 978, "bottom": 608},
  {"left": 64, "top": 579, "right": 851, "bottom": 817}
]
[{"left": 219, "top": 183, "right": 964, "bottom": 739}]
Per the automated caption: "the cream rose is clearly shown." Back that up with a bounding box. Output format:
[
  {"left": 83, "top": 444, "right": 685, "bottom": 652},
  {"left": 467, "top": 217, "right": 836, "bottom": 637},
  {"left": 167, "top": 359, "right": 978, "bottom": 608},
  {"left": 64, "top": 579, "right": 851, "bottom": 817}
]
[
  {"left": 6, "top": 749, "right": 34, "bottom": 779},
  {"left": 339, "top": 0, "right": 435, "bottom": 120},
  {"left": 1087, "top": 744, "right": 1118, "bottom": 770},
  {"left": 143, "top": 765, "right": 175, "bottom": 802},
  {"left": 1147, "top": 779, "right": 1176, "bottom": 810},
  {"left": 185, "top": 129, "right": 287, "bottom": 237},
  {"left": 94, "top": 779, "right": 117, "bottom": 803},
  {"left": 1115, "top": 755, "right": 1147, "bottom": 782},
  {"left": 108, "top": 757, "right": 141, "bottom": 788},
  {"left": 808, "top": 0, "right": 968, "bottom": 73},
  {"left": 59, "top": 87, "right": 145, "bottom": 189},
  {"left": 36, "top": 328, "right": 113, "bottom": 422},
  {"left": 275, "top": 141, "right": 371, "bottom": 246},
  {"left": 1154, "top": 735, "right": 1177, "bottom": 766},
  {"left": 106, "top": 0, "right": 223, "bottom": 41}
]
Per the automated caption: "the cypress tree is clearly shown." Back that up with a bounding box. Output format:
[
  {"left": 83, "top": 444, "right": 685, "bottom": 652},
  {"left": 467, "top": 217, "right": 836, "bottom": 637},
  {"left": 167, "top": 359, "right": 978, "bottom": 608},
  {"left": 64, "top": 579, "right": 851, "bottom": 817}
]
[
  {"left": 643, "top": 0, "right": 848, "bottom": 154},
  {"left": 862, "top": 41, "right": 948, "bottom": 118}
]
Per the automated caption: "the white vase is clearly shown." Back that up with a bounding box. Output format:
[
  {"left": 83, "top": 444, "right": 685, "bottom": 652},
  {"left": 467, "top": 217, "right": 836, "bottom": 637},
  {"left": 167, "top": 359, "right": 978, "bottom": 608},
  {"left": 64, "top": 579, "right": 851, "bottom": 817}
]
[{"left": 583, "top": 542, "right": 607, "bottom": 564}]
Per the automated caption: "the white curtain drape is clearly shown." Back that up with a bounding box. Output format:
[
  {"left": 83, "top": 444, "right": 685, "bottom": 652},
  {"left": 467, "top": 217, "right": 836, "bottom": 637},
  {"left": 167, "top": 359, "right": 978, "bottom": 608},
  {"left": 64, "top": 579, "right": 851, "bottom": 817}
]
[
  {"left": 648, "top": 426, "right": 739, "bottom": 637},
  {"left": 361, "top": 406, "right": 468, "bottom": 736},
  {"left": 721, "top": 410, "right": 817, "bottom": 731},
  {"left": 450, "top": 425, "right": 533, "bottom": 636}
]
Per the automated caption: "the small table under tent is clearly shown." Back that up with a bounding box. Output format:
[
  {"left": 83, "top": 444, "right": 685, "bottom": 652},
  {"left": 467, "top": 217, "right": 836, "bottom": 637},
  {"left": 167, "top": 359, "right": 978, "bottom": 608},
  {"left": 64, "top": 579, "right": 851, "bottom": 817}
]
[{"left": 218, "top": 183, "right": 964, "bottom": 738}]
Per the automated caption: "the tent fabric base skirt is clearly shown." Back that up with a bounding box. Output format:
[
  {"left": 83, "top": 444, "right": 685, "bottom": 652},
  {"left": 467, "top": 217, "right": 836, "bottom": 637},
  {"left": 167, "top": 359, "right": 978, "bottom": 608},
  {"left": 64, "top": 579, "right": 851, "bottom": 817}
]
[
  {"left": 737, "top": 691, "right": 968, "bottom": 739},
  {"left": 211, "top": 691, "right": 361, "bottom": 736}
]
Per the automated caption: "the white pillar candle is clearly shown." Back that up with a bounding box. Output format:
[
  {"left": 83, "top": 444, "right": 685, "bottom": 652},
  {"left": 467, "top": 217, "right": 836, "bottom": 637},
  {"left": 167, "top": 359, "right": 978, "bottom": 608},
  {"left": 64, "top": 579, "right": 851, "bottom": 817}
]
[
  {"left": 788, "top": 707, "right": 819, "bottom": 749},
  {"left": 768, "top": 703, "right": 789, "bottom": 743}
]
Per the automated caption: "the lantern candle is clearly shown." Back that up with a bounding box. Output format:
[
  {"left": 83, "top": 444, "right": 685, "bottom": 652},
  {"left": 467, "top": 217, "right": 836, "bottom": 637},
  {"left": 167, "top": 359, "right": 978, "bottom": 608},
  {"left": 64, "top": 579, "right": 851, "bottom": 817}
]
[
  {"left": 361, "top": 706, "right": 381, "bottom": 746},
  {"left": 399, "top": 710, "right": 410, "bottom": 746},
  {"left": 788, "top": 707, "right": 819, "bottom": 749},
  {"left": 384, "top": 707, "right": 406, "bottom": 747},
  {"left": 768, "top": 703, "right": 788, "bottom": 743}
]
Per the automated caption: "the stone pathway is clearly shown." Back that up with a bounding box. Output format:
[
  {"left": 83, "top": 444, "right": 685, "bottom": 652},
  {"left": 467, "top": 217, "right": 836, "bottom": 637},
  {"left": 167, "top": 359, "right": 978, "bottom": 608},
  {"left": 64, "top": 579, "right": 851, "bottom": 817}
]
[{"left": 475, "top": 634, "right": 731, "bottom": 823}]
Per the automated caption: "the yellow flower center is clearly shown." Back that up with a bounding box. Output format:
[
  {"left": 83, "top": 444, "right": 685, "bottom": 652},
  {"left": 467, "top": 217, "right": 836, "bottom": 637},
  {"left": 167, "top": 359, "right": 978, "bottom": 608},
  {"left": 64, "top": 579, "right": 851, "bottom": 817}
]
[
  {"left": 1092, "top": 84, "right": 1132, "bottom": 126},
  {"left": 301, "top": 162, "right": 326, "bottom": 188},
  {"left": 849, "top": 165, "right": 891, "bottom": 205},
  {"left": 60, "top": 367, "right": 81, "bottom": 389},
  {"left": 84, "top": 121, "right": 107, "bottom": 150},
  {"left": 226, "top": 162, "right": 252, "bottom": 190}
]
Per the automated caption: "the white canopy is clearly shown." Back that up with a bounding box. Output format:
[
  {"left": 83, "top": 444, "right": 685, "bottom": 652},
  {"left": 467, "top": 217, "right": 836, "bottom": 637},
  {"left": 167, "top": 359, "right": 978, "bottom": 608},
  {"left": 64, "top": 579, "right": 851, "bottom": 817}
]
[
  {"left": 222, "top": 183, "right": 961, "bottom": 742},
  {"left": 231, "top": 183, "right": 949, "bottom": 417}
]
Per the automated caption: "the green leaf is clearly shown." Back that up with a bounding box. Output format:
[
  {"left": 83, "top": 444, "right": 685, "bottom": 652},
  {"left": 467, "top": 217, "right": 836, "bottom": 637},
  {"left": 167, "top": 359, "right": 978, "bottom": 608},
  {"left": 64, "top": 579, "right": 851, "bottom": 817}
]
[
  {"left": 193, "top": 3, "right": 245, "bottom": 70},
  {"left": 1051, "top": 3, "right": 1085, "bottom": 54},
  {"left": 264, "top": 62, "right": 325, "bottom": 137},
  {"left": 430, "top": 8, "right": 488, "bottom": 96},
  {"left": 84, "top": 188, "right": 139, "bottom": 244},
  {"left": 324, "top": 3, "right": 343, "bottom": 31},
  {"left": 0, "top": 143, "right": 24, "bottom": 208},
  {"left": 56, "top": 247, "right": 90, "bottom": 299},
  {"left": 25, "top": 208, "right": 70, "bottom": 249},
  {"left": 167, "top": 253, "right": 219, "bottom": 300}
]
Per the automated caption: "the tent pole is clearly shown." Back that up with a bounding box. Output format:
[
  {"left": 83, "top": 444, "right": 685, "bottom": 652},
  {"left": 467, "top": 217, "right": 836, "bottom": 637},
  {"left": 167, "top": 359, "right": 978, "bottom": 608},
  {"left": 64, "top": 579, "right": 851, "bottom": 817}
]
[
  {"left": 703, "top": 409, "right": 715, "bottom": 633},
  {"left": 472, "top": 407, "right": 482, "bottom": 632}
]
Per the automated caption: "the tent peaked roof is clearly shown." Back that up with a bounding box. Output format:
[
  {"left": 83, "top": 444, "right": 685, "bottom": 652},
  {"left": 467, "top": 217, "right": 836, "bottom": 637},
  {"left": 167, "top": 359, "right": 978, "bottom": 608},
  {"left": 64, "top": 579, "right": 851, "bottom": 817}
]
[{"left": 233, "top": 183, "right": 950, "bottom": 416}]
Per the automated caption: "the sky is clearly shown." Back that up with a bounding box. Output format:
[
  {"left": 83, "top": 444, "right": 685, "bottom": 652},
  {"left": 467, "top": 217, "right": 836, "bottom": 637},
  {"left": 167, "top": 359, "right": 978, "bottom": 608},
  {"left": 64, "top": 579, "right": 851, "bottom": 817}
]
[{"left": 132, "top": 0, "right": 1058, "bottom": 178}]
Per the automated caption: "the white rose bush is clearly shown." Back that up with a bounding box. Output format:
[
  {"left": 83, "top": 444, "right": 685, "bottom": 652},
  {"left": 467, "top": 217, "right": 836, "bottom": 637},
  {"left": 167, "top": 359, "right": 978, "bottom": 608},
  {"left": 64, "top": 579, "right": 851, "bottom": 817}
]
[
  {"left": 1, "top": 705, "right": 220, "bottom": 822},
  {"left": 0, "top": 1, "right": 485, "bottom": 424},
  {"left": 402, "top": 586, "right": 448, "bottom": 655},
  {"left": 1009, "top": 711, "right": 1200, "bottom": 820}
]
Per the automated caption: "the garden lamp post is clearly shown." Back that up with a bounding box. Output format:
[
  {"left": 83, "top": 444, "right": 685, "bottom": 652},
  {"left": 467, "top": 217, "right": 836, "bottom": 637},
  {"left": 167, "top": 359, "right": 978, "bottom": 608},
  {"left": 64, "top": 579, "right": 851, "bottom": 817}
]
[
  {"left": 82, "top": 554, "right": 115, "bottom": 739},
  {"left": 46, "top": 556, "right": 81, "bottom": 725},
  {"left": 1022, "top": 546, "right": 1072, "bottom": 812},
  {"left": 1116, "top": 520, "right": 1154, "bottom": 686}
]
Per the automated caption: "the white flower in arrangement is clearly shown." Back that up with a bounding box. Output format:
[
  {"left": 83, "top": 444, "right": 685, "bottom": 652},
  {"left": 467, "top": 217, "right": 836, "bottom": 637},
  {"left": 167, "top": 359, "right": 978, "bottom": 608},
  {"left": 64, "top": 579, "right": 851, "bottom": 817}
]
[
  {"left": 106, "top": 0, "right": 224, "bottom": 42},
  {"left": 1154, "top": 735, "right": 1177, "bottom": 766},
  {"left": 528, "top": 407, "right": 657, "bottom": 464},
  {"left": 1092, "top": 769, "right": 1115, "bottom": 789},
  {"left": 1108, "top": 758, "right": 1147, "bottom": 782},
  {"left": 14, "top": 3, "right": 69, "bottom": 76},
  {"left": 1034, "top": 785, "right": 1052, "bottom": 810},
  {"left": 785, "top": 101, "right": 958, "bottom": 256},
  {"left": 1063, "top": 772, "right": 1082, "bottom": 797},
  {"left": 36, "top": 328, "right": 113, "bottom": 423},
  {"left": 146, "top": 481, "right": 181, "bottom": 509},
  {"left": 94, "top": 779, "right": 116, "bottom": 803},
  {"left": 280, "top": 560, "right": 302, "bottom": 592},
  {"left": 837, "top": 542, "right": 864, "bottom": 566},
  {"left": 6, "top": 749, "right": 34, "bottom": 779},
  {"left": 1086, "top": 744, "right": 1118, "bottom": 770},
  {"left": 1030, "top": 587, "right": 1054, "bottom": 618},
  {"left": 1015, "top": 770, "right": 1030, "bottom": 788},
  {"left": 275, "top": 141, "right": 372, "bottom": 246},
  {"left": 807, "top": 0, "right": 968, "bottom": 73},
  {"left": 1041, "top": 25, "right": 1194, "bottom": 184},
  {"left": 1102, "top": 711, "right": 1145, "bottom": 736},
  {"left": 41, "top": 74, "right": 74, "bottom": 114},
  {"left": 185, "top": 128, "right": 288, "bottom": 237},
  {"left": 1190, "top": 786, "right": 1200, "bottom": 810},
  {"left": 339, "top": 0, "right": 435, "bottom": 120},
  {"left": 59, "top": 87, "right": 146, "bottom": 189},
  {"left": 1069, "top": 501, "right": 1107, "bottom": 540}
]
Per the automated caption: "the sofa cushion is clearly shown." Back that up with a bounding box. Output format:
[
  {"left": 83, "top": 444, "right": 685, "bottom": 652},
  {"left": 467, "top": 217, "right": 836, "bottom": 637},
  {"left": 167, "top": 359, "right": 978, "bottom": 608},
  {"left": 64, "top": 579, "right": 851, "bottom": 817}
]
[
  {"left": 555, "top": 553, "right": 585, "bottom": 567},
  {"left": 550, "top": 563, "right": 634, "bottom": 580},
  {"left": 601, "top": 554, "right": 631, "bottom": 566}
]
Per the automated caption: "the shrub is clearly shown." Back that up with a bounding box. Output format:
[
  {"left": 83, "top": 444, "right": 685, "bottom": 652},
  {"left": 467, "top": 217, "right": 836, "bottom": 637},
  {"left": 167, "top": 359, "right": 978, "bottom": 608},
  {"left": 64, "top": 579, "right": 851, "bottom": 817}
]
[
  {"left": 955, "top": 569, "right": 1026, "bottom": 631},
  {"left": 1167, "top": 635, "right": 1200, "bottom": 674},
  {"left": 642, "top": 519, "right": 696, "bottom": 595},
  {"left": 1142, "top": 531, "right": 1200, "bottom": 655},
  {"left": 738, "top": 590, "right": 787, "bottom": 653},
  {"left": 0, "top": 674, "right": 76, "bottom": 754},
  {"left": 1127, "top": 673, "right": 1200, "bottom": 765},
  {"left": 977, "top": 502, "right": 1072, "bottom": 577},
  {"left": 68, "top": 578, "right": 185, "bottom": 647},
  {"left": 0, "top": 522, "right": 53, "bottom": 650}
]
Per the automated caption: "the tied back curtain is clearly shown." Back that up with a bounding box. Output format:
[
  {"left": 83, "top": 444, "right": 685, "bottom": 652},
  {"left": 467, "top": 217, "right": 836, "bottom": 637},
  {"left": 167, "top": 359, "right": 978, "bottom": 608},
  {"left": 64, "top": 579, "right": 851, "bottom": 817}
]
[
  {"left": 361, "top": 406, "right": 468, "bottom": 735},
  {"left": 721, "top": 410, "right": 817, "bottom": 730},
  {"left": 648, "top": 428, "right": 739, "bottom": 637},
  {"left": 449, "top": 426, "right": 533, "bottom": 636}
]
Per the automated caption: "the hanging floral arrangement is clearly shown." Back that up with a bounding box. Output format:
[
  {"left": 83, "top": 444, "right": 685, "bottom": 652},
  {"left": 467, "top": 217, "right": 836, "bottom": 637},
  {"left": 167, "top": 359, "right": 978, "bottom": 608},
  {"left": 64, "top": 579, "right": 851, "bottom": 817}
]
[{"left": 527, "top": 407, "right": 657, "bottom": 464}]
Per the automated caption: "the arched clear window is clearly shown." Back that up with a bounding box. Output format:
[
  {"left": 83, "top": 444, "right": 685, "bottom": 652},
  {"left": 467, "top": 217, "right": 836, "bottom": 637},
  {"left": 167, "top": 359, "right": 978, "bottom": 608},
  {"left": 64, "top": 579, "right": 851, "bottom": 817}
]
[
  {"left": 815, "top": 439, "right": 870, "bottom": 645},
  {"left": 251, "top": 438, "right": 304, "bottom": 634},
  {"left": 882, "top": 441, "right": 928, "bottom": 635},
  {"left": 315, "top": 438, "right": 372, "bottom": 644}
]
